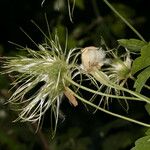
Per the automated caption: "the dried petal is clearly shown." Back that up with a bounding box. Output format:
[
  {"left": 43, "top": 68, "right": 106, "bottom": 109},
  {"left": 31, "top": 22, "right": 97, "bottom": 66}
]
[{"left": 81, "top": 46, "right": 106, "bottom": 72}]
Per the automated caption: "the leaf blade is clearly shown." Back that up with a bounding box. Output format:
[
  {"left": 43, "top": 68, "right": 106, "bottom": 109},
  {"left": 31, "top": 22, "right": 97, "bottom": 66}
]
[
  {"left": 132, "top": 43, "right": 150, "bottom": 75},
  {"left": 134, "top": 66, "right": 150, "bottom": 92},
  {"left": 118, "top": 39, "right": 147, "bottom": 52}
]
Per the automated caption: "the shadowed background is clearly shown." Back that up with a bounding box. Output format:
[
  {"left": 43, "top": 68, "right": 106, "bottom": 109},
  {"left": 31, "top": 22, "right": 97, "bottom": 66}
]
[{"left": 0, "top": 0, "right": 150, "bottom": 150}]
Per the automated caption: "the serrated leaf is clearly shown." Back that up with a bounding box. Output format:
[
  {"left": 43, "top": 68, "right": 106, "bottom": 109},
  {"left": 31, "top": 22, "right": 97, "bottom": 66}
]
[
  {"left": 134, "top": 66, "right": 150, "bottom": 92},
  {"left": 132, "top": 43, "right": 150, "bottom": 75},
  {"left": 118, "top": 39, "right": 147, "bottom": 52}
]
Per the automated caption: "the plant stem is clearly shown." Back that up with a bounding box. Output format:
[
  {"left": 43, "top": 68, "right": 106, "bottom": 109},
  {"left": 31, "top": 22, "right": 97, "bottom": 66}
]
[
  {"left": 68, "top": 88, "right": 150, "bottom": 127},
  {"left": 103, "top": 0, "right": 145, "bottom": 42},
  {"left": 92, "top": 70, "right": 150, "bottom": 104},
  {"left": 65, "top": 76, "right": 142, "bottom": 101}
]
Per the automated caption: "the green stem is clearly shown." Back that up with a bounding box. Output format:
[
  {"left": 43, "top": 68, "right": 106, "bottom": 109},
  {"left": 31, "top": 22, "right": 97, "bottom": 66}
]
[
  {"left": 68, "top": 88, "right": 150, "bottom": 127},
  {"left": 65, "top": 76, "right": 142, "bottom": 101},
  {"left": 103, "top": 0, "right": 145, "bottom": 42},
  {"left": 93, "top": 70, "right": 150, "bottom": 104}
]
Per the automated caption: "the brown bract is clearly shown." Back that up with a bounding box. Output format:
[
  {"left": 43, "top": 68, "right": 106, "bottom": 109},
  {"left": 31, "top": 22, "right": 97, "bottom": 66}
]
[{"left": 64, "top": 87, "right": 78, "bottom": 107}]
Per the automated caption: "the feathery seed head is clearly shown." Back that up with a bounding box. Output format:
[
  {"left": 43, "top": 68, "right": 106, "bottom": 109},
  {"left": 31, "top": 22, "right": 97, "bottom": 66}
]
[
  {"left": 80, "top": 47, "right": 132, "bottom": 110},
  {"left": 3, "top": 35, "right": 79, "bottom": 131},
  {"left": 107, "top": 52, "right": 132, "bottom": 82}
]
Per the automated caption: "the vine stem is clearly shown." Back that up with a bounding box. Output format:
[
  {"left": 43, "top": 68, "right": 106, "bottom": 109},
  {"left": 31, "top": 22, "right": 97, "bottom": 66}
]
[
  {"left": 65, "top": 76, "right": 143, "bottom": 101},
  {"left": 103, "top": 0, "right": 145, "bottom": 42},
  {"left": 92, "top": 70, "right": 150, "bottom": 104},
  {"left": 68, "top": 88, "right": 150, "bottom": 127}
]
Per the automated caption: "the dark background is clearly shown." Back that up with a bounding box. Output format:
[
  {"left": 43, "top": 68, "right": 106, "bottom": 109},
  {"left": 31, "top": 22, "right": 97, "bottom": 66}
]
[{"left": 0, "top": 0, "right": 150, "bottom": 150}]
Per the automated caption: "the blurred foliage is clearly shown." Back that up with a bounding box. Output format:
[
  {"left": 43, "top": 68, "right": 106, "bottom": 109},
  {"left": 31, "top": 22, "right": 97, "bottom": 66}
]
[
  {"left": 51, "top": 127, "right": 91, "bottom": 150},
  {"left": 0, "top": 0, "right": 150, "bottom": 150}
]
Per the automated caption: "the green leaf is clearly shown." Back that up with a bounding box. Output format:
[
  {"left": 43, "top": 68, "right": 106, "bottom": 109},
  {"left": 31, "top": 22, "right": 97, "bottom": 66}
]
[
  {"left": 118, "top": 39, "right": 147, "bottom": 52},
  {"left": 131, "top": 43, "right": 150, "bottom": 92},
  {"left": 131, "top": 129, "right": 150, "bottom": 150},
  {"left": 132, "top": 57, "right": 150, "bottom": 76},
  {"left": 134, "top": 67, "right": 150, "bottom": 92},
  {"left": 146, "top": 129, "right": 150, "bottom": 136},
  {"left": 145, "top": 104, "right": 150, "bottom": 116}
]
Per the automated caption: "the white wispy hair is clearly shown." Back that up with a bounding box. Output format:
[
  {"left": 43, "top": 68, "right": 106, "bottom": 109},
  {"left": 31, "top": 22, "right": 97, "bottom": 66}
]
[{"left": 3, "top": 34, "right": 80, "bottom": 134}]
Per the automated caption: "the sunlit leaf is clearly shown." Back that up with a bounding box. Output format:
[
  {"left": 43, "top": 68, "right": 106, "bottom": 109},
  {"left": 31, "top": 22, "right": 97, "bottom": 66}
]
[{"left": 118, "top": 39, "right": 147, "bottom": 52}]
